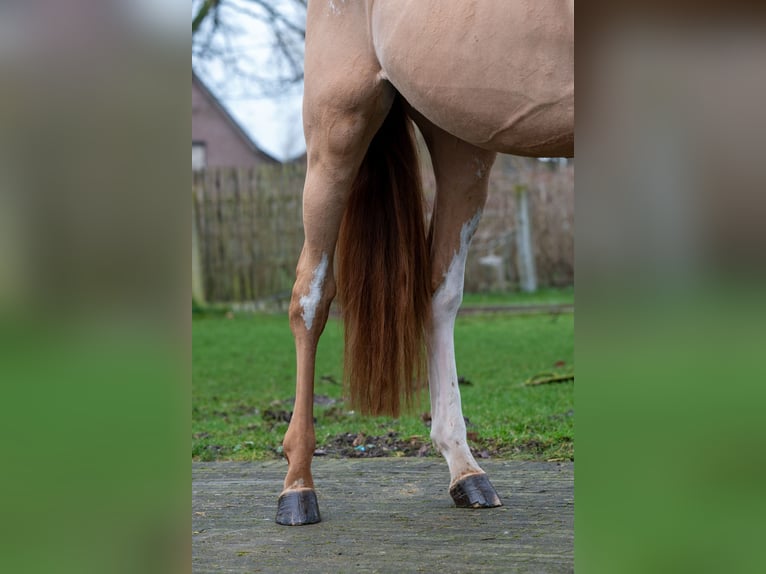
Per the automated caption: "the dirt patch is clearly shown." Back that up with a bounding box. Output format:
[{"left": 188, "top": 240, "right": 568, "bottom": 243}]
[
  {"left": 257, "top": 398, "right": 574, "bottom": 461},
  {"left": 261, "top": 408, "right": 293, "bottom": 423},
  {"left": 316, "top": 432, "right": 433, "bottom": 458},
  {"left": 316, "top": 430, "right": 514, "bottom": 459}
]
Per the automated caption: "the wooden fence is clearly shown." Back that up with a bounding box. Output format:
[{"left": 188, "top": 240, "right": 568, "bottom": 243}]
[
  {"left": 192, "top": 158, "right": 574, "bottom": 303},
  {"left": 192, "top": 164, "right": 305, "bottom": 303},
  {"left": 467, "top": 156, "right": 575, "bottom": 291}
]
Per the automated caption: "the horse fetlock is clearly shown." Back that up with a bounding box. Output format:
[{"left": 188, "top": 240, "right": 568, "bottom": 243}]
[
  {"left": 430, "top": 422, "right": 464, "bottom": 455},
  {"left": 283, "top": 424, "right": 315, "bottom": 456}
]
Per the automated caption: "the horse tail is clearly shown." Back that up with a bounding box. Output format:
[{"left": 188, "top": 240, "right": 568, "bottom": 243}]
[{"left": 336, "top": 95, "right": 431, "bottom": 418}]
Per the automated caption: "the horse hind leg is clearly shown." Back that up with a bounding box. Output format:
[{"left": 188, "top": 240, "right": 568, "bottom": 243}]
[
  {"left": 277, "top": 116, "right": 388, "bottom": 524},
  {"left": 276, "top": 68, "right": 394, "bottom": 525},
  {"left": 415, "top": 113, "right": 502, "bottom": 508}
]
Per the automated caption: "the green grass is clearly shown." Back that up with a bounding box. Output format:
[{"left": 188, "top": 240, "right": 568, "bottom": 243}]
[{"left": 193, "top": 300, "right": 573, "bottom": 462}]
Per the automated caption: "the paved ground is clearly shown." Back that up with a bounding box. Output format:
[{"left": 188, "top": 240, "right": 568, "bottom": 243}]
[{"left": 193, "top": 459, "right": 573, "bottom": 573}]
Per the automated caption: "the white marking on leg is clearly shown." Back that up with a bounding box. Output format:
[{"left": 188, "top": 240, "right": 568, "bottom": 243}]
[
  {"left": 437, "top": 209, "right": 482, "bottom": 303},
  {"left": 429, "top": 210, "right": 485, "bottom": 484},
  {"left": 299, "top": 253, "right": 329, "bottom": 331},
  {"left": 328, "top": 0, "right": 345, "bottom": 15},
  {"left": 460, "top": 210, "right": 482, "bottom": 253},
  {"left": 473, "top": 157, "right": 488, "bottom": 180}
]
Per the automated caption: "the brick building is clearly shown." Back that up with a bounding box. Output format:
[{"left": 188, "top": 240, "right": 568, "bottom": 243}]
[{"left": 192, "top": 71, "right": 279, "bottom": 170}]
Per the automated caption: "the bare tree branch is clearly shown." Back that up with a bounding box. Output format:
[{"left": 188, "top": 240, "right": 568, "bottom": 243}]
[
  {"left": 192, "top": 0, "right": 306, "bottom": 98},
  {"left": 229, "top": 0, "right": 306, "bottom": 39},
  {"left": 193, "top": 0, "right": 221, "bottom": 35}
]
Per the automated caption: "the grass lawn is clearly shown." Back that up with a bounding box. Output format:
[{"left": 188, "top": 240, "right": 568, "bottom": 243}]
[{"left": 193, "top": 294, "right": 573, "bottom": 463}]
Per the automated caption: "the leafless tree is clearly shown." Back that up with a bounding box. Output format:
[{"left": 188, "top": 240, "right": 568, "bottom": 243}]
[{"left": 192, "top": 0, "right": 307, "bottom": 98}]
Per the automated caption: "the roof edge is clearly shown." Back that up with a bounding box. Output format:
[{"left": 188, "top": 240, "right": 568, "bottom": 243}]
[{"left": 192, "top": 69, "right": 281, "bottom": 164}]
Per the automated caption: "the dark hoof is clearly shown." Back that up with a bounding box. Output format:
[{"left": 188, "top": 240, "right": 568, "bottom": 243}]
[
  {"left": 450, "top": 473, "right": 502, "bottom": 508},
  {"left": 275, "top": 489, "right": 321, "bottom": 526}
]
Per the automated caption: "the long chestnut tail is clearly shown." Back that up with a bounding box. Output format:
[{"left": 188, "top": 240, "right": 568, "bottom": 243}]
[{"left": 336, "top": 95, "right": 431, "bottom": 418}]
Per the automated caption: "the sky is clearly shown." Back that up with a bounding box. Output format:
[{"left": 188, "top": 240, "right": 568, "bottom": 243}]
[{"left": 192, "top": 0, "right": 307, "bottom": 162}]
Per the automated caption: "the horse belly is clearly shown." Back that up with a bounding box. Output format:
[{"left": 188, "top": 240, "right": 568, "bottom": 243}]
[{"left": 371, "top": 0, "right": 574, "bottom": 157}]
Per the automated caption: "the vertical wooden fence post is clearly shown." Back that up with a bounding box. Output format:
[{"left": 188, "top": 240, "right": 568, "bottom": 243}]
[
  {"left": 515, "top": 184, "right": 538, "bottom": 293},
  {"left": 192, "top": 179, "right": 206, "bottom": 304}
]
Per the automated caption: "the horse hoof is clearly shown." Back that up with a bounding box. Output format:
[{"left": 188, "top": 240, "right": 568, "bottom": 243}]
[
  {"left": 449, "top": 473, "right": 502, "bottom": 508},
  {"left": 275, "top": 489, "right": 321, "bottom": 526}
]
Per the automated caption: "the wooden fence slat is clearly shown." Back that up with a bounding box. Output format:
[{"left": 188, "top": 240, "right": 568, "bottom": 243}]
[
  {"left": 192, "top": 177, "right": 205, "bottom": 304},
  {"left": 203, "top": 170, "right": 217, "bottom": 301}
]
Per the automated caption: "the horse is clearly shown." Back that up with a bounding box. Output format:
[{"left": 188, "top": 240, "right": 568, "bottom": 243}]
[{"left": 276, "top": 0, "right": 573, "bottom": 525}]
